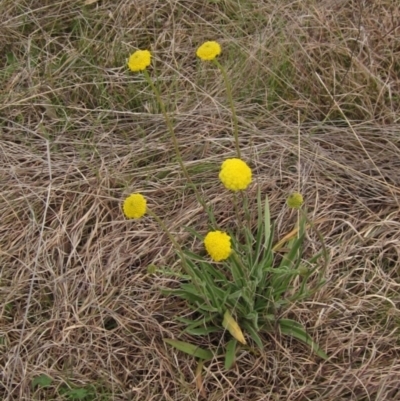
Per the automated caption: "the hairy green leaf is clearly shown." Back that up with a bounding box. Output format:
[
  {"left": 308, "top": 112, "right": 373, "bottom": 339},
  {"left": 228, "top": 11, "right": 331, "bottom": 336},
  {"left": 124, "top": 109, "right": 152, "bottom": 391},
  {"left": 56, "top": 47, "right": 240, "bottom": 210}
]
[
  {"left": 224, "top": 338, "right": 237, "bottom": 370},
  {"left": 242, "top": 320, "right": 263, "bottom": 349},
  {"left": 185, "top": 326, "right": 221, "bottom": 336},
  {"left": 278, "top": 319, "right": 328, "bottom": 360},
  {"left": 164, "top": 339, "right": 213, "bottom": 360}
]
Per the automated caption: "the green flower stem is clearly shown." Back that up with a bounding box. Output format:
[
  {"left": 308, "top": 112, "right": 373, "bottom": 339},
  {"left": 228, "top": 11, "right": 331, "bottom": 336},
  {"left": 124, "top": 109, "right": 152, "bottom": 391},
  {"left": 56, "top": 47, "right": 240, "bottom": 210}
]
[
  {"left": 241, "top": 192, "right": 251, "bottom": 223},
  {"left": 143, "top": 71, "right": 189, "bottom": 178},
  {"left": 214, "top": 59, "right": 241, "bottom": 159},
  {"left": 232, "top": 192, "right": 240, "bottom": 225},
  {"left": 143, "top": 71, "right": 215, "bottom": 225}
]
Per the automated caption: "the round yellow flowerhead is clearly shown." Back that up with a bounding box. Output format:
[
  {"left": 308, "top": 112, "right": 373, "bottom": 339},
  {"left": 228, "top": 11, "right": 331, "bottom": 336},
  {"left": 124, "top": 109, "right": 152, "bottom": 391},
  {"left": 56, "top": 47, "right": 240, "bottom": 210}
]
[
  {"left": 123, "top": 193, "right": 147, "bottom": 219},
  {"left": 204, "top": 231, "right": 232, "bottom": 262},
  {"left": 128, "top": 50, "right": 151, "bottom": 72},
  {"left": 286, "top": 192, "right": 304, "bottom": 209},
  {"left": 196, "top": 41, "right": 221, "bottom": 61},
  {"left": 219, "top": 158, "right": 252, "bottom": 192}
]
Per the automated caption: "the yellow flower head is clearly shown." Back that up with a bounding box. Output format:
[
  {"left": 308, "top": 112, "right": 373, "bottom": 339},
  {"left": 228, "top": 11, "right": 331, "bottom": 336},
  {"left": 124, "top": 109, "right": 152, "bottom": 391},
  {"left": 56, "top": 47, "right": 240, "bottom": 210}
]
[
  {"left": 219, "top": 158, "right": 252, "bottom": 192},
  {"left": 123, "top": 193, "right": 147, "bottom": 219},
  {"left": 196, "top": 41, "right": 221, "bottom": 61},
  {"left": 286, "top": 192, "right": 304, "bottom": 209},
  {"left": 204, "top": 231, "right": 232, "bottom": 262},
  {"left": 128, "top": 50, "right": 151, "bottom": 72}
]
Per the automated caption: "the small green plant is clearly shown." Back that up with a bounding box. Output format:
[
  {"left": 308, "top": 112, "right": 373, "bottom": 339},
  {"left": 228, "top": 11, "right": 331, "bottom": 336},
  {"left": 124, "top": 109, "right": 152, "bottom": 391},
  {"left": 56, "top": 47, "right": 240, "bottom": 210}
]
[
  {"left": 123, "top": 184, "right": 327, "bottom": 369},
  {"left": 59, "top": 384, "right": 95, "bottom": 400},
  {"left": 32, "top": 375, "right": 100, "bottom": 401},
  {"left": 161, "top": 188, "right": 327, "bottom": 368},
  {"left": 124, "top": 41, "right": 328, "bottom": 370},
  {"left": 32, "top": 374, "right": 53, "bottom": 390}
]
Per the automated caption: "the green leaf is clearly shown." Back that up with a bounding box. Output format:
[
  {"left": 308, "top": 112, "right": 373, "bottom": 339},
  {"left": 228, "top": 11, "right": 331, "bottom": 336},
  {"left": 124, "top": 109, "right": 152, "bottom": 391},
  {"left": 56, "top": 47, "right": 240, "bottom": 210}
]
[
  {"left": 182, "top": 226, "right": 204, "bottom": 242},
  {"left": 278, "top": 319, "right": 328, "bottom": 360},
  {"left": 180, "top": 259, "right": 223, "bottom": 310},
  {"left": 185, "top": 326, "right": 221, "bottom": 336},
  {"left": 183, "top": 257, "right": 201, "bottom": 279},
  {"left": 241, "top": 281, "right": 256, "bottom": 310},
  {"left": 224, "top": 339, "right": 237, "bottom": 370},
  {"left": 251, "top": 191, "right": 274, "bottom": 285},
  {"left": 196, "top": 303, "right": 220, "bottom": 313},
  {"left": 66, "top": 387, "right": 90, "bottom": 400},
  {"left": 58, "top": 386, "right": 94, "bottom": 400},
  {"left": 180, "top": 283, "right": 203, "bottom": 296},
  {"left": 159, "top": 269, "right": 190, "bottom": 279},
  {"left": 201, "top": 261, "right": 229, "bottom": 283},
  {"left": 254, "top": 188, "right": 265, "bottom": 258},
  {"left": 177, "top": 313, "right": 218, "bottom": 327},
  {"left": 271, "top": 225, "right": 305, "bottom": 296},
  {"left": 241, "top": 320, "right": 263, "bottom": 349},
  {"left": 243, "top": 225, "right": 256, "bottom": 267},
  {"left": 226, "top": 300, "right": 247, "bottom": 317},
  {"left": 263, "top": 193, "right": 271, "bottom": 250},
  {"left": 32, "top": 374, "right": 53, "bottom": 389},
  {"left": 167, "top": 287, "right": 205, "bottom": 305},
  {"left": 229, "top": 254, "right": 246, "bottom": 287},
  {"left": 227, "top": 288, "right": 242, "bottom": 302},
  {"left": 277, "top": 216, "right": 306, "bottom": 268},
  {"left": 164, "top": 339, "right": 213, "bottom": 360},
  {"left": 245, "top": 310, "right": 259, "bottom": 330},
  {"left": 254, "top": 297, "right": 268, "bottom": 313},
  {"left": 201, "top": 271, "right": 225, "bottom": 308},
  {"left": 278, "top": 234, "right": 304, "bottom": 270}
]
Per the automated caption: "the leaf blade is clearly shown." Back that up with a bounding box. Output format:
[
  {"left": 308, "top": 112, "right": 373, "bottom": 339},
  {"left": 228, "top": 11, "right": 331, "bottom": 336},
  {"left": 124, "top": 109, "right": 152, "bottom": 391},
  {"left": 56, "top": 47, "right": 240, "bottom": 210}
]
[
  {"left": 278, "top": 319, "right": 328, "bottom": 360},
  {"left": 164, "top": 339, "right": 213, "bottom": 360},
  {"left": 32, "top": 374, "right": 53, "bottom": 389},
  {"left": 222, "top": 310, "right": 246, "bottom": 344},
  {"left": 224, "top": 338, "right": 237, "bottom": 370}
]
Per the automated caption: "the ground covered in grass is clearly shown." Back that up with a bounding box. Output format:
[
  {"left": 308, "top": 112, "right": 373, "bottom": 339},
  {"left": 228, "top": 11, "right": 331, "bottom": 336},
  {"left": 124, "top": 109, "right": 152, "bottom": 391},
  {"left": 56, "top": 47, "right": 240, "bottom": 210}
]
[{"left": 1, "top": 0, "right": 400, "bottom": 400}]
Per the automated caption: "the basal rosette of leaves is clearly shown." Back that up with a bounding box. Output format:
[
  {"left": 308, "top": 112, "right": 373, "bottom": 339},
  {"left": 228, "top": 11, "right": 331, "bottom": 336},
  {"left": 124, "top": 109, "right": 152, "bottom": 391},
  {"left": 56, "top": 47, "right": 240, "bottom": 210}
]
[{"left": 162, "top": 188, "right": 328, "bottom": 369}]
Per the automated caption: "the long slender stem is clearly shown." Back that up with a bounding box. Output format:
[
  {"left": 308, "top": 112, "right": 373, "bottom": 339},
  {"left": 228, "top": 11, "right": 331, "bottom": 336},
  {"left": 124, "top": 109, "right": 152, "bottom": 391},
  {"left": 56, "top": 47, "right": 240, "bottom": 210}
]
[
  {"left": 214, "top": 59, "right": 241, "bottom": 159},
  {"left": 297, "top": 111, "right": 302, "bottom": 241},
  {"left": 143, "top": 71, "right": 189, "bottom": 182},
  {"left": 143, "top": 71, "right": 216, "bottom": 226}
]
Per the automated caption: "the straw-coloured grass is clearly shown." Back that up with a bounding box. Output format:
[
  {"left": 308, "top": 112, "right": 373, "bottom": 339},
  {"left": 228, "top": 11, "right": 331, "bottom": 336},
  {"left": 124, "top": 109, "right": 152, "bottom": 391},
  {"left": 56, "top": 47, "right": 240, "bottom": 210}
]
[{"left": 1, "top": 0, "right": 400, "bottom": 400}]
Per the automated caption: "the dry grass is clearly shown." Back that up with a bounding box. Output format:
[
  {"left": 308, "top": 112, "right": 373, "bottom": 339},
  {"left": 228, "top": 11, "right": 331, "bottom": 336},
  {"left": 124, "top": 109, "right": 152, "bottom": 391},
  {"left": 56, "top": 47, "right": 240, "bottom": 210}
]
[{"left": 1, "top": 0, "right": 400, "bottom": 400}]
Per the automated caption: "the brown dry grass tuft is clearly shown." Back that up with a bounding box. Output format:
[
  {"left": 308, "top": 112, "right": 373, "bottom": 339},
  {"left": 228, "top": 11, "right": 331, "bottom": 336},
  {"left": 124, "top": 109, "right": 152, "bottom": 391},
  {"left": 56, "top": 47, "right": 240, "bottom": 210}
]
[{"left": 1, "top": 0, "right": 400, "bottom": 400}]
